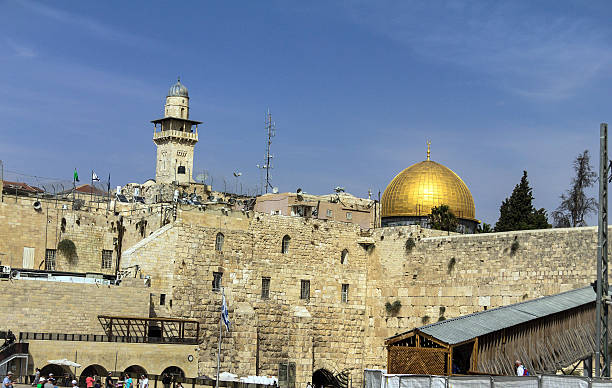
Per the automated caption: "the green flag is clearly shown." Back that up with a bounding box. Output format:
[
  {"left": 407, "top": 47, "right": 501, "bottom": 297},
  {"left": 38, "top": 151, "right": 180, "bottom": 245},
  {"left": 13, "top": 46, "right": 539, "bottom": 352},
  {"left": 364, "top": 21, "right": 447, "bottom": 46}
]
[{"left": 74, "top": 168, "right": 79, "bottom": 182}]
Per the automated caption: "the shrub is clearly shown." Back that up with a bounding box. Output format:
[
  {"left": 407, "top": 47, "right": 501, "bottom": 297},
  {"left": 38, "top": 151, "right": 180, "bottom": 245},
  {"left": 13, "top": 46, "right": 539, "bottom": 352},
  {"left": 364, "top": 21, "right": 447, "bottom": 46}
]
[
  {"left": 405, "top": 238, "right": 416, "bottom": 252},
  {"left": 57, "top": 239, "right": 78, "bottom": 264},
  {"left": 385, "top": 300, "right": 402, "bottom": 315}
]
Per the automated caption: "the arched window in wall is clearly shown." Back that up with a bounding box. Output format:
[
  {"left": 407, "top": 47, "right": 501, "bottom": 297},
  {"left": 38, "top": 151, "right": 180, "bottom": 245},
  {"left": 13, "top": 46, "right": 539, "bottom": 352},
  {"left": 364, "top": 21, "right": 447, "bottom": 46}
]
[
  {"left": 177, "top": 166, "right": 186, "bottom": 174},
  {"left": 281, "top": 235, "right": 291, "bottom": 254},
  {"left": 215, "top": 232, "right": 224, "bottom": 252},
  {"left": 341, "top": 249, "right": 348, "bottom": 264}
]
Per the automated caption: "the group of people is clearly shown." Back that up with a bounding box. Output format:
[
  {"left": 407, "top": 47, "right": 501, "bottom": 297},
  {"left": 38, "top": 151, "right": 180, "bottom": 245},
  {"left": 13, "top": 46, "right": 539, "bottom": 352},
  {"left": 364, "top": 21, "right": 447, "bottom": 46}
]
[{"left": 25, "top": 370, "right": 155, "bottom": 388}]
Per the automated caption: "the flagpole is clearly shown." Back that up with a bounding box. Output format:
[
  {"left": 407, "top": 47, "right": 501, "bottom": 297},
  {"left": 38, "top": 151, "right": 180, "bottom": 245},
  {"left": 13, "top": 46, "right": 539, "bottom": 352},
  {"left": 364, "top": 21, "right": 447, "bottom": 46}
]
[
  {"left": 73, "top": 169, "right": 76, "bottom": 204},
  {"left": 107, "top": 173, "right": 111, "bottom": 213},
  {"left": 215, "top": 289, "right": 223, "bottom": 388},
  {"left": 91, "top": 170, "right": 94, "bottom": 209}
]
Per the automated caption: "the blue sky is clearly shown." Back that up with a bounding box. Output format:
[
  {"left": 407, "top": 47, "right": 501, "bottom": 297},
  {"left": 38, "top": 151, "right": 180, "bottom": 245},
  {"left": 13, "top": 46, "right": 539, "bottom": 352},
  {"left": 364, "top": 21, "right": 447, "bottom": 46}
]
[{"left": 1, "top": 1, "right": 611, "bottom": 225}]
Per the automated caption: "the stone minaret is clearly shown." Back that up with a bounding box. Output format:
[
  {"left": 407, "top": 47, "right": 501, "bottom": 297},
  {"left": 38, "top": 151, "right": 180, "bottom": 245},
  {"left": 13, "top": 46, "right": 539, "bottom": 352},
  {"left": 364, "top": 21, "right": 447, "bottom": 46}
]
[{"left": 152, "top": 79, "right": 201, "bottom": 185}]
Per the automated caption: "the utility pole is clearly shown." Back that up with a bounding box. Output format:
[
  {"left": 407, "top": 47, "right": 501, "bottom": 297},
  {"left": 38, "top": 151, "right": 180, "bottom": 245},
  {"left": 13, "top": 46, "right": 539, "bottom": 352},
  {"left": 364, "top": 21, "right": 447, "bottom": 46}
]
[
  {"left": 257, "top": 109, "right": 276, "bottom": 193},
  {"left": 595, "top": 122, "right": 609, "bottom": 377}
]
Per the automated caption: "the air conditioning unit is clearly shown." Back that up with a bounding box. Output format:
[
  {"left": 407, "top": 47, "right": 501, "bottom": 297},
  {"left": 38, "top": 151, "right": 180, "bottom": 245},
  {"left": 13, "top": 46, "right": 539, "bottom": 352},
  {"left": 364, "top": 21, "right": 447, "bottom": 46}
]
[{"left": 0, "top": 266, "right": 11, "bottom": 275}]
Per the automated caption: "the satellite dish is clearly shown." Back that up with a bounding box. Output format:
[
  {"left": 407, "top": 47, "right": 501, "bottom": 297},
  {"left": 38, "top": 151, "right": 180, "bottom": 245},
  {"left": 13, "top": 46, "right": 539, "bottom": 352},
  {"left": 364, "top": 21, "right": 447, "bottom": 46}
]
[
  {"left": 272, "top": 187, "right": 279, "bottom": 194},
  {"left": 296, "top": 188, "right": 302, "bottom": 194},
  {"left": 228, "top": 198, "right": 236, "bottom": 205},
  {"left": 207, "top": 195, "right": 215, "bottom": 202},
  {"left": 233, "top": 171, "right": 242, "bottom": 177},
  {"left": 33, "top": 201, "right": 42, "bottom": 211}
]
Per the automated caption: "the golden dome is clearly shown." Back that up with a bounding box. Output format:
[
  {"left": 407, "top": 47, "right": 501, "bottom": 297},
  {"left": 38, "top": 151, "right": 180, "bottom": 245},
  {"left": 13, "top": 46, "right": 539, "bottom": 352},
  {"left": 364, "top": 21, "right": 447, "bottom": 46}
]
[{"left": 381, "top": 157, "right": 475, "bottom": 220}]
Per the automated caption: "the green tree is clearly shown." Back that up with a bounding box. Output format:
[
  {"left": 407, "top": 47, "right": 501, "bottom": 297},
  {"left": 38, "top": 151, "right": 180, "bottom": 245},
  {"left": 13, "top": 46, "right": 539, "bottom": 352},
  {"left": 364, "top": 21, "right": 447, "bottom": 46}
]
[
  {"left": 552, "top": 150, "right": 597, "bottom": 227},
  {"left": 495, "top": 171, "right": 551, "bottom": 232},
  {"left": 429, "top": 204, "right": 458, "bottom": 234},
  {"left": 477, "top": 223, "right": 493, "bottom": 233}
]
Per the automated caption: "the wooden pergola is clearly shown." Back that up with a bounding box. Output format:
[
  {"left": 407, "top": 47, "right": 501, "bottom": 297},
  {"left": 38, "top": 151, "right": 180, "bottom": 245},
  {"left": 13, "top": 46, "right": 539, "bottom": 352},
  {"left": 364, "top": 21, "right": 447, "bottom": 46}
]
[
  {"left": 385, "top": 287, "right": 610, "bottom": 376},
  {"left": 98, "top": 315, "right": 200, "bottom": 344}
]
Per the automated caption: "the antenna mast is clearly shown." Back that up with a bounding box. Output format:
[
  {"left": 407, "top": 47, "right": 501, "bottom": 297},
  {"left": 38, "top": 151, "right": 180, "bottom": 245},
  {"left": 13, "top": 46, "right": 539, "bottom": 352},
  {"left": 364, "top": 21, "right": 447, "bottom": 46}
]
[{"left": 259, "top": 109, "right": 276, "bottom": 193}]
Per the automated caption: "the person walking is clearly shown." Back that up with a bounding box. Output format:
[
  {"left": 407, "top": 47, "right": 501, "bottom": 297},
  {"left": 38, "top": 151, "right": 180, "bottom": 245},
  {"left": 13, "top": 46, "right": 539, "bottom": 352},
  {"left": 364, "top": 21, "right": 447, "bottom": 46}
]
[
  {"left": 33, "top": 368, "right": 41, "bottom": 386},
  {"left": 3, "top": 371, "right": 14, "bottom": 388},
  {"left": 124, "top": 375, "right": 132, "bottom": 388},
  {"left": 72, "top": 380, "right": 79, "bottom": 388},
  {"left": 105, "top": 373, "right": 113, "bottom": 388},
  {"left": 515, "top": 360, "right": 525, "bottom": 376},
  {"left": 139, "top": 375, "right": 148, "bottom": 388},
  {"left": 86, "top": 375, "right": 94, "bottom": 388},
  {"left": 161, "top": 374, "right": 170, "bottom": 388}
]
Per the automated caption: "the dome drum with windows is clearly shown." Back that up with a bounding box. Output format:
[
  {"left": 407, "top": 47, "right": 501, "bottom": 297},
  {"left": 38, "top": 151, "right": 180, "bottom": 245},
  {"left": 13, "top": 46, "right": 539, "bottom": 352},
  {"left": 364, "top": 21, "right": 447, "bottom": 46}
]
[{"left": 381, "top": 142, "right": 478, "bottom": 233}]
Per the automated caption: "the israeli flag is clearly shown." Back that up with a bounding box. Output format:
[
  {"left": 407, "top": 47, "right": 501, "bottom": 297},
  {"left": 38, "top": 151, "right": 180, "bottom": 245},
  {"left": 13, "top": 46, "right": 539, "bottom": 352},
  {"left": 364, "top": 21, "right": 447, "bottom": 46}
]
[{"left": 221, "top": 292, "right": 231, "bottom": 332}]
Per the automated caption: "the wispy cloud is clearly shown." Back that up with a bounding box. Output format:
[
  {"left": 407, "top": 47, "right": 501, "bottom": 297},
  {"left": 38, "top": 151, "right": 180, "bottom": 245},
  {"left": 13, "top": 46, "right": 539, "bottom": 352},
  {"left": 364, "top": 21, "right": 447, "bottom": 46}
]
[
  {"left": 342, "top": 1, "right": 612, "bottom": 100},
  {"left": 17, "top": 0, "right": 154, "bottom": 47},
  {"left": 2, "top": 38, "right": 36, "bottom": 58}
]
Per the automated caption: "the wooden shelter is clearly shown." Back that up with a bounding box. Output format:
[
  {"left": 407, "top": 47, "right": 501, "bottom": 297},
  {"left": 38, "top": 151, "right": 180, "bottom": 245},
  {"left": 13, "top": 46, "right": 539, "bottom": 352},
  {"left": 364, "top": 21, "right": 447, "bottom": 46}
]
[
  {"left": 385, "top": 287, "right": 610, "bottom": 376},
  {"left": 98, "top": 315, "right": 200, "bottom": 344}
]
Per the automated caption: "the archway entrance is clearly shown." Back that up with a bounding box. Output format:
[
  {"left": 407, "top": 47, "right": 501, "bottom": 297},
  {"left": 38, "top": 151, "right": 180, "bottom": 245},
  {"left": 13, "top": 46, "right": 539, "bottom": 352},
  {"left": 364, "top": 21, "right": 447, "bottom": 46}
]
[
  {"left": 123, "top": 365, "right": 147, "bottom": 378},
  {"left": 161, "top": 366, "right": 185, "bottom": 379},
  {"left": 312, "top": 369, "right": 348, "bottom": 388},
  {"left": 40, "top": 364, "right": 73, "bottom": 385},
  {"left": 79, "top": 364, "right": 108, "bottom": 388}
]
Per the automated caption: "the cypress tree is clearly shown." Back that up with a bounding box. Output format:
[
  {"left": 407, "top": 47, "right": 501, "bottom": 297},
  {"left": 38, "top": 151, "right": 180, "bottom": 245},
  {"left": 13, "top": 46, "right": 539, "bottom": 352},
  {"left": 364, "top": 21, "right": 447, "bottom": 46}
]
[{"left": 495, "top": 171, "right": 551, "bottom": 232}]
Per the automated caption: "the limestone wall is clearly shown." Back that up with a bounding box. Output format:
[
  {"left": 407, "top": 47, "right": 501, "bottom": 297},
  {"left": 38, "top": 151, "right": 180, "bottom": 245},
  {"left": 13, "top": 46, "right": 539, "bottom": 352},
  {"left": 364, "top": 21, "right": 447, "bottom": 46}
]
[
  {"left": 0, "top": 197, "right": 163, "bottom": 274},
  {"left": 364, "top": 225, "right": 602, "bottom": 368},
  {"left": 0, "top": 279, "right": 150, "bottom": 334}
]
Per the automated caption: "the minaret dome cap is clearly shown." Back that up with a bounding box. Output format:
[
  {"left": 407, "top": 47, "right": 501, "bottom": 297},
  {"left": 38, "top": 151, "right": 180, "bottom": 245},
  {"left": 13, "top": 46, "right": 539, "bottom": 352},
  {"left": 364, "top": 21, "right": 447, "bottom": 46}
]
[{"left": 168, "top": 78, "right": 188, "bottom": 97}]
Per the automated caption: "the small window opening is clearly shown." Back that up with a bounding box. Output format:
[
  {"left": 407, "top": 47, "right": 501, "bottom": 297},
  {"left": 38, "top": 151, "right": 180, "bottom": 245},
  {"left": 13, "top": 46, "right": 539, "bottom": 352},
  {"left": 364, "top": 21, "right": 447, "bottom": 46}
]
[
  {"left": 101, "top": 249, "right": 113, "bottom": 269},
  {"left": 346, "top": 212, "right": 352, "bottom": 220},
  {"left": 160, "top": 294, "right": 166, "bottom": 306},
  {"left": 45, "top": 249, "right": 56, "bottom": 271},
  {"left": 177, "top": 166, "right": 186, "bottom": 174},
  {"left": 300, "top": 280, "right": 310, "bottom": 301},
  {"left": 261, "top": 277, "right": 270, "bottom": 299},
  {"left": 341, "top": 284, "right": 349, "bottom": 303},
  {"left": 215, "top": 232, "right": 224, "bottom": 252},
  {"left": 341, "top": 249, "right": 348, "bottom": 264},
  {"left": 326, "top": 209, "right": 333, "bottom": 217},
  {"left": 282, "top": 235, "right": 291, "bottom": 254},
  {"left": 212, "top": 272, "right": 223, "bottom": 291}
]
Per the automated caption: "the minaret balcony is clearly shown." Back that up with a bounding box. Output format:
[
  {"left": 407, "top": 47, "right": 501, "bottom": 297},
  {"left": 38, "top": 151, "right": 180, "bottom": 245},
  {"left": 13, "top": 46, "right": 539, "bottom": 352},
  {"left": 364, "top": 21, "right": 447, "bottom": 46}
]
[{"left": 153, "top": 130, "right": 198, "bottom": 142}]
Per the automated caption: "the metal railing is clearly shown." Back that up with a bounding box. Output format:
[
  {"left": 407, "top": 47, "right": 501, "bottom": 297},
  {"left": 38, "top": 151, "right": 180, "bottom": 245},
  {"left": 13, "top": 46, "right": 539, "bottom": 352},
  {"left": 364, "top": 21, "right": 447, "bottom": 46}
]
[
  {"left": 0, "top": 342, "right": 28, "bottom": 362},
  {"left": 20, "top": 332, "right": 198, "bottom": 345}
]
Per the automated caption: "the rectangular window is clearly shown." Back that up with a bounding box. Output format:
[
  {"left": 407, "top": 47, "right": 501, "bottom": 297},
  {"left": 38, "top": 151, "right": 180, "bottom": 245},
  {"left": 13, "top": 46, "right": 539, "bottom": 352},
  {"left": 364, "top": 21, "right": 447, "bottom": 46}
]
[
  {"left": 341, "top": 284, "right": 349, "bottom": 303},
  {"left": 300, "top": 280, "right": 310, "bottom": 301},
  {"left": 346, "top": 212, "right": 352, "bottom": 220},
  {"left": 45, "top": 249, "right": 56, "bottom": 271},
  {"left": 160, "top": 294, "right": 166, "bottom": 306},
  {"left": 326, "top": 209, "right": 333, "bottom": 217},
  {"left": 212, "top": 272, "right": 223, "bottom": 291},
  {"left": 261, "top": 277, "right": 270, "bottom": 299},
  {"left": 101, "top": 249, "right": 113, "bottom": 269}
]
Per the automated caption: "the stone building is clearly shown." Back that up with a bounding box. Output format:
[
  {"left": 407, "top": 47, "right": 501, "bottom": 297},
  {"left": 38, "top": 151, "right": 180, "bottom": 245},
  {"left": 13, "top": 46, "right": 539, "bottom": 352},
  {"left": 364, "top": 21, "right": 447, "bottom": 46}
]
[{"left": 0, "top": 79, "right": 601, "bottom": 388}]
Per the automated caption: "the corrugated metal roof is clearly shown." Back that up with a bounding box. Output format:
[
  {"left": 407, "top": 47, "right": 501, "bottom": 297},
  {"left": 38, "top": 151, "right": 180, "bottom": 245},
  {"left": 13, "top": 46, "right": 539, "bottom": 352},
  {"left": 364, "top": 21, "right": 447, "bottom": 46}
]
[{"left": 390, "top": 286, "right": 598, "bottom": 345}]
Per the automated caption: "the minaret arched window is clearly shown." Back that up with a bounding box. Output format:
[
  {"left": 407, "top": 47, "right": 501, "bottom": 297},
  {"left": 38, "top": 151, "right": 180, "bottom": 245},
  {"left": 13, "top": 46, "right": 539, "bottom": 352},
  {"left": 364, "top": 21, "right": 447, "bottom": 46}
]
[
  {"left": 177, "top": 166, "right": 186, "bottom": 174},
  {"left": 281, "top": 235, "right": 291, "bottom": 254},
  {"left": 215, "top": 233, "right": 224, "bottom": 252}
]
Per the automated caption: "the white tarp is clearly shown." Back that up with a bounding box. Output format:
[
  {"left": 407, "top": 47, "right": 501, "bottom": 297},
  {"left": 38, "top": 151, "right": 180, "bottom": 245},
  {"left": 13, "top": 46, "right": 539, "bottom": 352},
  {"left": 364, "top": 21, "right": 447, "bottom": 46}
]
[
  {"left": 448, "top": 376, "right": 490, "bottom": 388},
  {"left": 399, "top": 376, "right": 429, "bottom": 388},
  {"left": 47, "top": 359, "right": 81, "bottom": 368},
  {"left": 367, "top": 372, "right": 612, "bottom": 388},
  {"left": 492, "top": 376, "right": 539, "bottom": 388},
  {"left": 541, "top": 375, "right": 589, "bottom": 388}
]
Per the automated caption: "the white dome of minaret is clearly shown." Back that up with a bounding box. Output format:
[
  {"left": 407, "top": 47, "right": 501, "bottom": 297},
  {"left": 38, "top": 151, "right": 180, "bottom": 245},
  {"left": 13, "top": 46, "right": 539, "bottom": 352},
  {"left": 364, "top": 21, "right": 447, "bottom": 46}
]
[{"left": 168, "top": 78, "right": 188, "bottom": 97}]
